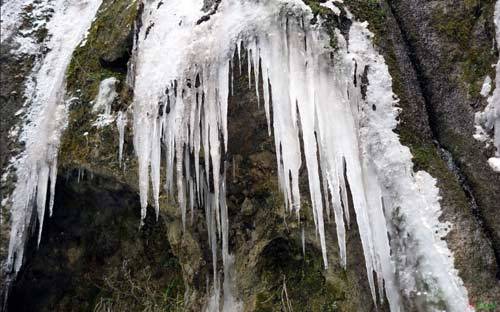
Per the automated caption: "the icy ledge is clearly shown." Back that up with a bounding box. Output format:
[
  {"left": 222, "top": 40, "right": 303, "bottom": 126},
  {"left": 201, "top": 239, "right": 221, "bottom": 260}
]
[
  {"left": 474, "top": 1, "right": 500, "bottom": 172},
  {"left": 131, "top": 0, "right": 471, "bottom": 311}
]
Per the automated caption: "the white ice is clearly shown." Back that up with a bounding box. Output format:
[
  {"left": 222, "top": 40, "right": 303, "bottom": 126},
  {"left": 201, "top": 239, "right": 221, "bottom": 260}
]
[
  {"left": 474, "top": 1, "right": 500, "bottom": 172},
  {"left": 481, "top": 75, "right": 492, "bottom": 97},
  {"left": 130, "top": 0, "right": 471, "bottom": 311},
  {"left": 0, "top": 0, "right": 30, "bottom": 43},
  {"left": 93, "top": 77, "right": 119, "bottom": 128},
  {"left": 320, "top": 0, "right": 340, "bottom": 15},
  {"left": 5, "top": 0, "right": 102, "bottom": 282},
  {"left": 116, "top": 111, "right": 127, "bottom": 167}
]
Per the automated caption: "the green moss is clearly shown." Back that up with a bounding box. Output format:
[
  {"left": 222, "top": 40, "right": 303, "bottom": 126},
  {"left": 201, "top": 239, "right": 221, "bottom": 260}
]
[
  {"left": 66, "top": 0, "right": 137, "bottom": 101},
  {"left": 432, "top": 1, "right": 497, "bottom": 98},
  {"left": 344, "top": 0, "right": 388, "bottom": 45},
  {"left": 60, "top": 0, "right": 139, "bottom": 178},
  {"left": 304, "top": 0, "right": 332, "bottom": 16},
  {"left": 254, "top": 237, "right": 352, "bottom": 311}
]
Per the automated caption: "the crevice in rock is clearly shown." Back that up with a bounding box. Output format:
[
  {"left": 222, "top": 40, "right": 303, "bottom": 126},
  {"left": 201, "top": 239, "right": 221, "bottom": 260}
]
[
  {"left": 99, "top": 53, "right": 130, "bottom": 73},
  {"left": 386, "top": 0, "right": 500, "bottom": 278}
]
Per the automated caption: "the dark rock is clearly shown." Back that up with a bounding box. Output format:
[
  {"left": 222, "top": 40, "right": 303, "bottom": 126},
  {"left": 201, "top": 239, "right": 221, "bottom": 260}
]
[{"left": 6, "top": 170, "right": 184, "bottom": 312}]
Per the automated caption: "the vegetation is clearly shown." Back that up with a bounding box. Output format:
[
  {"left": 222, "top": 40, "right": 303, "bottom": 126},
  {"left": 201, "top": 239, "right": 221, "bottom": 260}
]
[
  {"left": 93, "top": 260, "right": 184, "bottom": 312},
  {"left": 432, "top": 0, "right": 497, "bottom": 98},
  {"left": 60, "top": 0, "right": 139, "bottom": 178}
]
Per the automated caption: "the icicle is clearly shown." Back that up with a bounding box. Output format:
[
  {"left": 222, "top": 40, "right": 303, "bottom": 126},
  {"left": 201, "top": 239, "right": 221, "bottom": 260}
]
[
  {"left": 116, "top": 111, "right": 127, "bottom": 167},
  {"left": 36, "top": 165, "right": 50, "bottom": 246},
  {"left": 151, "top": 116, "right": 162, "bottom": 219},
  {"left": 247, "top": 48, "right": 252, "bottom": 89},
  {"left": 48, "top": 158, "right": 58, "bottom": 217},
  {"left": 237, "top": 40, "right": 242, "bottom": 74}
]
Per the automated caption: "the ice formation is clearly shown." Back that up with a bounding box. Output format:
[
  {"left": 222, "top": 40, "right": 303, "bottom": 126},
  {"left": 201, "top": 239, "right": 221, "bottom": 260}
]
[
  {"left": 116, "top": 111, "right": 128, "bottom": 167},
  {"left": 475, "top": 1, "right": 500, "bottom": 172},
  {"left": 0, "top": 0, "right": 28, "bottom": 43},
  {"left": 0, "top": 0, "right": 476, "bottom": 310},
  {"left": 131, "top": 0, "right": 471, "bottom": 311},
  {"left": 93, "top": 77, "right": 119, "bottom": 128},
  {"left": 320, "top": 0, "right": 341, "bottom": 15},
  {"left": 3, "top": 0, "right": 102, "bottom": 285},
  {"left": 481, "top": 75, "right": 492, "bottom": 97}
]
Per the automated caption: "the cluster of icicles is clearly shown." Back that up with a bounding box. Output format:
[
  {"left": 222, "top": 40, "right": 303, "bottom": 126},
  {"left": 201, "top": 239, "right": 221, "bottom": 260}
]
[
  {"left": 2, "top": 0, "right": 474, "bottom": 311},
  {"left": 3, "top": 0, "right": 102, "bottom": 285},
  {"left": 130, "top": 0, "right": 471, "bottom": 311}
]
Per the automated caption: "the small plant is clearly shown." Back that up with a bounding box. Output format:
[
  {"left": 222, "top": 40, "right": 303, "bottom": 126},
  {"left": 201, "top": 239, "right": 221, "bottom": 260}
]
[{"left": 93, "top": 260, "right": 184, "bottom": 312}]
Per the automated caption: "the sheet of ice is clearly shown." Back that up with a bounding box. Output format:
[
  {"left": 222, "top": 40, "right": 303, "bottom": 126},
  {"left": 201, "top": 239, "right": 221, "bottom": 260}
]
[
  {"left": 0, "top": 0, "right": 30, "bottom": 43},
  {"left": 131, "top": 0, "right": 471, "bottom": 311},
  {"left": 349, "top": 21, "right": 472, "bottom": 311},
  {"left": 481, "top": 76, "right": 492, "bottom": 97},
  {"left": 4, "top": 0, "right": 102, "bottom": 285},
  {"left": 93, "top": 77, "right": 119, "bottom": 128}
]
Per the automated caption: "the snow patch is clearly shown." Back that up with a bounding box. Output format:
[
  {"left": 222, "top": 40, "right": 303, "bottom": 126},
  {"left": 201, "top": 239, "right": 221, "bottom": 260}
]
[
  {"left": 0, "top": 0, "right": 30, "bottom": 43},
  {"left": 488, "top": 157, "right": 500, "bottom": 172}
]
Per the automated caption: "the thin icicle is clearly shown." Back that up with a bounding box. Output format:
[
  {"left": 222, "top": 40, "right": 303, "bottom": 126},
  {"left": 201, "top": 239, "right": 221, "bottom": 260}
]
[
  {"left": 116, "top": 111, "right": 127, "bottom": 167},
  {"left": 48, "top": 157, "right": 58, "bottom": 217}
]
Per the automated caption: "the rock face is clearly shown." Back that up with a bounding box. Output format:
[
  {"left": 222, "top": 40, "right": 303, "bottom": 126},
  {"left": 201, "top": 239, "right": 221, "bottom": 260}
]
[
  {"left": 382, "top": 0, "right": 500, "bottom": 303},
  {"left": 1, "top": 0, "right": 499, "bottom": 311}
]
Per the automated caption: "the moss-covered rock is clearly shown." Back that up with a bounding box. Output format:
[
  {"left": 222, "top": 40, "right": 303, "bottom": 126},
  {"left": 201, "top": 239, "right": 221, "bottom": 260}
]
[{"left": 60, "top": 0, "right": 139, "bottom": 180}]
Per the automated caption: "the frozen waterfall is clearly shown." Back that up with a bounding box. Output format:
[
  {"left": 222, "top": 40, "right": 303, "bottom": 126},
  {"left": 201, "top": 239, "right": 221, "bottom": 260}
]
[
  {"left": 0, "top": 0, "right": 477, "bottom": 310},
  {"left": 2, "top": 0, "right": 102, "bottom": 290},
  {"left": 130, "top": 0, "right": 471, "bottom": 311}
]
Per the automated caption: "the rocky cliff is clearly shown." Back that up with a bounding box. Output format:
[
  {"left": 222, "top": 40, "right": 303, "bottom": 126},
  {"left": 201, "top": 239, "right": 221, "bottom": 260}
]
[{"left": 1, "top": 0, "right": 499, "bottom": 311}]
